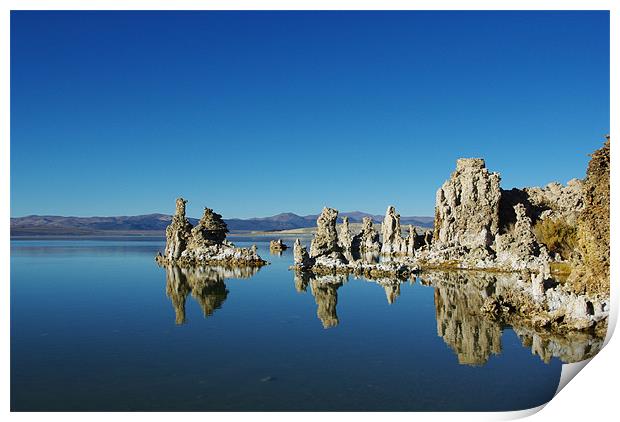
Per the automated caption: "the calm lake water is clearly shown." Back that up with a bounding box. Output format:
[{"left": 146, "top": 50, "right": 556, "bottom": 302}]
[{"left": 11, "top": 238, "right": 566, "bottom": 411}]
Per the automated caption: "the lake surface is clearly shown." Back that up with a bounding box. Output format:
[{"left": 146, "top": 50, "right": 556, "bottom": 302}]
[{"left": 11, "top": 238, "right": 570, "bottom": 411}]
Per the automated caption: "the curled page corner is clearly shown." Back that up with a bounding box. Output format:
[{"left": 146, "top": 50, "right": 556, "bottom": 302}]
[{"left": 555, "top": 358, "right": 592, "bottom": 396}]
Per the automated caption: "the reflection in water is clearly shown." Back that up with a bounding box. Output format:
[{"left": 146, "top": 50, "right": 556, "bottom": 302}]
[
  {"left": 514, "top": 327, "right": 603, "bottom": 364},
  {"left": 291, "top": 269, "right": 602, "bottom": 365},
  {"left": 432, "top": 277, "right": 502, "bottom": 366},
  {"left": 164, "top": 265, "right": 259, "bottom": 324},
  {"left": 378, "top": 279, "right": 401, "bottom": 304},
  {"left": 422, "top": 270, "right": 603, "bottom": 366},
  {"left": 310, "top": 276, "right": 345, "bottom": 329}
]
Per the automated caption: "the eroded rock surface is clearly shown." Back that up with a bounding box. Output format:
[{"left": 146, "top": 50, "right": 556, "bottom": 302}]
[
  {"left": 157, "top": 198, "right": 266, "bottom": 267},
  {"left": 310, "top": 207, "right": 344, "bottom": 262},
  {"left": 338, "top": 216, "right": 355, "bottom": 261},
  {"left": 353, "top": 216, "right": 381, "bottom": 253},
  {"left": 269, "top": 239, "right": 288, "bottom": 252},
  {"left": 380, "top": 206, "right": 408, "bottom": 255},
  {"left": 434, "top": 158, "right": 501, "bottom": 250},
  {"left": 164, "top": 198, "right": 193, "bottom": 260},
  {"left": 569, "top": 137, "right": 610, "bottom": 296}
]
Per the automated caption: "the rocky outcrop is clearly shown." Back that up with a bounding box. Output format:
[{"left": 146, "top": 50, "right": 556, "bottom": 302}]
[
  {"left": 569, "top": 137, "right": 610, "bottom": 296},
  {"left": 309, "top": 207, "right": 344, "bottom": 261},
  {"left": 157, "top": 198, "right": 266, "bottom": 267},
  {"left": 434, "top": 158, "right": 501, "bottom": 251},
  {"left": 380, "top": 206, "right": 409, "bottom": 255},
  {"left": 494, "top": 203, "right": 548, "bottom": 270},
  {"left": 164, "top": 198, "right": 193, "bottom": 260},
  {"left": 293, "top": 238, "right": 314, "bottom": 269},
  {"left": 188, "top": 207, "right": 228, "bottom": 248},
  {"left": 406, "top": 225, "right": 417, "bottom": 256},
  {"left": 338, "top": 216, "right": 354, "bottom": 261},
  {"left": 269, "top": 239, "right": 288, "bottom": 252},
  {"left": 352, "top": 217, "right": 381, "bottom": 253}
]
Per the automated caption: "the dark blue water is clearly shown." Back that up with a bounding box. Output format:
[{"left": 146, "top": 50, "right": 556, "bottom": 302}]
[{"left": 11, "top": 239, "right": 562, "bottom": 411}]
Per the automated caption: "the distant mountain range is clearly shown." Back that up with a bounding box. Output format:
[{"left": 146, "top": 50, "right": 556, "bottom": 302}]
[{"left": 10, "top": 212, "right": 433, "bottom": 236}]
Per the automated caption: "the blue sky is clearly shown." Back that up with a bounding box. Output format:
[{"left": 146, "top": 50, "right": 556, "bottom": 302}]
[{"left": 11, "top": 11, "right": 609, "bottom": 219}]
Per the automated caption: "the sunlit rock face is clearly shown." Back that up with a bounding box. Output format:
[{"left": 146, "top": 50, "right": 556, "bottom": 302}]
[
  {"left": 338, "top": 216, "right": 355, "bottom": 262},
  {"left": 380, "top": 206, "right": 409, "bottom": 256},
  {"left": 310, "top": 207, "right": 345, "bottom": 262},
  {"left": 269, "top": 239, "right": 288, "bottom": 254},
  {"left": 434, "top": 158, "right": 501, "bottom": 251},
  {"left": 293, "top": 238, "right": 314, "bottom": 269},
  {"left": 569, "top": 137, "right": 610, "bottom": 296},
  {"left": 158, "top": 198, "right": 266, "bottom": 267},
  {"left": 188, "top": 207, "right": 229, "bottom": 248},
  {"left": 162, "top": 265, "right": 259, "bottom": 324},
  {"left": 353, "top": 217, "right": 381, "bottom": 253},
  {"left": 430, "top": 272, "right": 502, "bottom": 366},
  {"left": 164, "top": 198, "right": 193, "bottom": 260},
  {"left": 310, "top": 275, "right": 345, "bottom": 329},
  {"left": 494, "top": 203, "right": 548, "bottom": 270}
]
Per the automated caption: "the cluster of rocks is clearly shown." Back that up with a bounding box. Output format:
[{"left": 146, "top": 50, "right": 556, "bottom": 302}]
[
  {"left": 422, "top": 157, "right": 552, "bottom": 271},
  {"left": 156, "top": 198, "right": 266, "bottom": 268},
  {"left": 292, "top": 206, "right": 430, "bottom": 278},
  {"left": 269, "top": 239, "right": 288, "bottom": 253},
  {"left": 291, "top": 137, "right": 609, "bottom": 336}
]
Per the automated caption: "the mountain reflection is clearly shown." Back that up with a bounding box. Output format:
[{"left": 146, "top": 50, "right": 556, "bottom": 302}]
[{"left": 163, "top": 265, "right": 259, "bottom": 324}]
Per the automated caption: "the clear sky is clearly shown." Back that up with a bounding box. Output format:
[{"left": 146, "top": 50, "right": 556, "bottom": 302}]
[{"left": 10, "top": 11, "right": 609, "bottom": 219}]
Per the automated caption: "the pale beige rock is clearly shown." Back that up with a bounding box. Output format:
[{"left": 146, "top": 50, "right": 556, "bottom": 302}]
[
  {"left": 309, "top": 207, "right": 345, "bottom": 262},
  {"left": 434, "top": 158, "right": 501, "bottom": 250},
  {"left": 338, "top": 216, "right": 354, "bottom": 261},
  {"left": 380, "top": 206, "right": 408, "bottom": 255},
  {"left": 159, "top": 198, "right": 266, "bottom": 267},
  {"left": 353, "top": 216, "right": 381, "bottom": 253},
  {"left": 293, "top": 238, "right": 313, "bottom": 269}
]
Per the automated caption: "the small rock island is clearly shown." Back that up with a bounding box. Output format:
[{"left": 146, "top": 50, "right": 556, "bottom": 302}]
[{"left": 156, "top": 198, "right": 266, "bottom": 267}]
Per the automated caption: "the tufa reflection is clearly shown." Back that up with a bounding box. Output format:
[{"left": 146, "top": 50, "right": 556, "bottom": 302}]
[{"left": 163, "top": 265, "right": 260, "bottom": 324}]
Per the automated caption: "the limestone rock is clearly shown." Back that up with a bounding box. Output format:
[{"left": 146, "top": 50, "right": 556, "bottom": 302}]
[
  {"left": 188, "top": 207, "right": 229, "bottom": 248},
  {"left": 494, "top": 203, "right": 547, "bottom": 270},
  {"left": 309, "top": 207, "right": 345, "bottom": 261},
  {"left": 164, "top": 198, "right": 193, "bottom": 260},
  {"left": 434, "top": 158, "right": 501, "bottom": 249},
  {"left": 158, "top": 198, "right": 266, "bottom": 267},
  {"left": 353, "top": 216, "right": 381, "bottom": 253},
  {"left": 293, "top": 238, "right": 313, "bottom": 269},
  {"left": 380, "top": 206, "right": 408, "bottom": 255},
  {"left": 569, "top": 136, "right": 610, "bottom": 296},
  {"left": 338, "top": 216, "right": 354, "bottom": 261},
  {"left": 269, "top": 239, "right": 288, "bottom": 251}
]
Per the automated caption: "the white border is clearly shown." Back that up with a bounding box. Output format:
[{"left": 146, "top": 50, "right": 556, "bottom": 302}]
[{"left": 2, "top": 1, "right": 616, "bottom": 420}]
